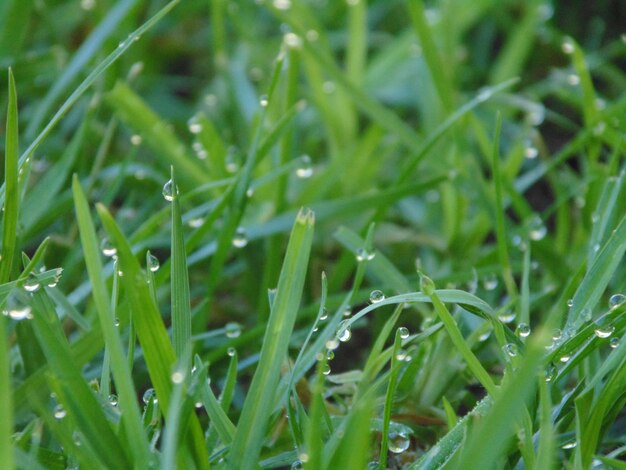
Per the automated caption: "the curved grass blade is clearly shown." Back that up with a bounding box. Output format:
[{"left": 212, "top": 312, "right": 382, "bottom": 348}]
[
  {"left": 228, "top": 208, "right": 315, "bottom": 469},
  {"left": 72, "top": 176, "right": 152, "bottom": 466}
]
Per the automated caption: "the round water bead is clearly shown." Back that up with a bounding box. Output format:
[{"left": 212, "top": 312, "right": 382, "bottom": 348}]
[
  {"left": 108, "top": 394, "right": 118, "bottom": 406},
  {"left": 398, "top": 327, "right": 410, "bottom": 339},
  {"left": 232, "top": 227, "right": 248, "bottom": 248},
  {"left": 2, "top": 292, "right": 32, "bottom": 321},
  {"left": 355, "top": 248, "right": 376, "bottom": 262},
  {"left": 482, "top": 274, "right": 498, "bottom": 291},
  {"left": 336, "top": 321, "right": 352, "bottom": 342},
  {"left": 322, "top": 364, "right": 331, "bottom": 375},
  {"left": 147, "top": 253, "right": 160, "bottom": 272},
  {"left": 24, "top": 273, "right": 41, "bottom": 293},
  {"left": 53, "top": 405, "right": 66, "bottom": 419},
  {"left": 388, "top": 431, "right": 410, "bottom": 454},
  {"left": 326, "top": 338, "right": 340, "bottom": 351},
  {"left": 503, "top": 343, "right": 519, "bottom": 357},
  {"left": 142, "top": 388, "right": 156, "bottom": 405},
  {"left": 610, "top": 337, "right": 620, "bottom": 349},
  {"left": 608, "top": 294, "right": 625, "bottom": 309},
  {"left": 227, "top": 347, "right": 236, "bottom": 357},
  {"left": 100, "top": 238, "right": 117, "bottom": 257},
  {"left": 516, "top": 323, "right": 531, "bottom": 338},
  {"left": 369, "top": 289, "right": 385, "bottom": 303},
  {"left": 296, "top": 155, "right": 313, "bottom": 179},
  {"left": 594, "top": 325, "right": 615, "bottom": 339},
  {"left": 162, "top": 179, "right": 178, "bottom": 202},
  {"left": 225, "top": 322, "right": 242, "bottom": 338},
  {"left": 259, "top": 94, "right": 269, "bottom": 107}
]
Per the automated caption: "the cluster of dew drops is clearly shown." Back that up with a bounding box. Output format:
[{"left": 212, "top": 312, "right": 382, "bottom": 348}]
[{"left": 1, "top": 268, "right": 63, "bottom": 321}]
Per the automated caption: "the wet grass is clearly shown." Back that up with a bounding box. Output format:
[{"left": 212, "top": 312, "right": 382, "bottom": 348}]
[{"left": 1, "top": 0, "right": 626, "bottom": 468}]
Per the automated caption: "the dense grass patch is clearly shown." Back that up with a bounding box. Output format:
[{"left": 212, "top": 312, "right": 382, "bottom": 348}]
[{"left": 1, "top": 0, "right": 625, "bottom": 468}]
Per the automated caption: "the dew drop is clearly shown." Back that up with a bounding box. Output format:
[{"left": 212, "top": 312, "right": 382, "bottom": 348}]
[
  {"left": 610, "top": 337, "right": 620, "bottom": 349},
  {"left": 326, "top": 338, "right": 340, "bottom": 351},
  {"left": 608, "top": 294, "right": 625, "bottom": 309},
  {"left": 232, "top": 227, "right": 248, "bottom": 248},
  {"left": 108, "top": 394, "right": 118, "bottom": 406},
  {"left": 53, "top": 405, "right": 66, "bottom": 419},
  {"left": 142, "top": 388, "right": 156, "bottom": 405},
  {"left": 306, "top": 30, "right": 319, "bottom": 42},
  {"left": 524, "top": 145, "right": 538, "bottom": 159},
  {"left": 130, "top": 134, "right": 142, "bottom": 145},
  {"left": 322, "top": 364, "right": 331, "bottom": 375},
  {"left": 366, "top": 462, "right": 379, "bottom": 469},
  {"left": 395, "top": 350, "right": 407, "bottom": 361},
  {"left": 567, "top": 299, "right": 574, "bottom": 307},
  {"left": 296, "top": 155, "right": 313, "bottom": 178},
  {"left": 2, "top": 291, "right": 32, "bottom": 321},
  {"left": 259, "top": 94, "right": 269, "bottom": 107},
  {"left": 478, "top": 330, "right": 492, "bottom": 342},
  {"left": 545, "top": 363, "right": 557, "bottom": 382},
  {"left": 503, "top": 343, "right": 519, "bottom": 357},
  {"left": 482, "top": 274, "right": 498, "bottom": 291},
  {"left": 225, "top": 322, "right": 242, "bottom": 338},
  {"left": 559, "top": 354, "right": 571, "bottom": 363},
  {"left": 188, "top": 217, "right": 204, "bottom": 228},
  {"left": 498, "top": 311, "right": 516, "bottom": 324},
  {"left": 326, "top": 350, "right": 334, "bottom": 360},
  {"left": 171, "top": 371, "right": 185, "bottom": 384},
  {"left": 561, "top": 38, "right": 575, "bottom": 54},
  {"left": 291, "top": 460, "right": 303, "bottom": 470},
  {"left": 225, "top": 147, "right": 240, "bottom": 173},
  {"left": 162, "top": 179, "right": 178, "bottom": 202},
  {"left": 594, "top": 325, "right": 615, "bottom": 339},
  {"left": 24, "top": 273, "right": 41, "bottom": 293},
  {"left": 319, "top": 309, "right": 328, "bottom": 321},
  {"left": 528, "top": 215, "right": 547, "bottom": 241},
  {"left": 567, "top": 74, "right": 580, "bottom": 86},
  {"left": 388, "top": 431, "right": 410, "bottom": 453},
  {"left": 147, "top": 253, "right": 160, "bottom": 272},
  {"left": 273, "top": 0, "right": 291, "bottom": 10},
  {"left": 188, "top": 118, "right": 202, "bottom": 134},
  {"left": 227, "top": 347, "right": 236, "bottom": 357},
  {"left": 369, "top": 289, "right": 385, "bottom": 303},
  {"left": 355, "top": 248, "right": 376, "bottom": 262},
  {"left": 284, "top": 32, "right": 302, "bottom": 48},
  {"left": 398, "top": 327, "right": 410, "bottom": 339},
  {"left": 336, "top": 319, "right": 352, "bottom": 342},
  {"left": 561, "top": 440, "right": 577, "bottom": 449},
  {"left": 516, "top": 323, "right": 531, "bottom": 338},
  {"left": 342, "top": 305, "right": 352, "bottom": 317},
  {"left": 100, "top": 238, "right": 117, "bottom": 257},
  {"left": 551, "top": 329, "right": 563, "bottom": 341}
]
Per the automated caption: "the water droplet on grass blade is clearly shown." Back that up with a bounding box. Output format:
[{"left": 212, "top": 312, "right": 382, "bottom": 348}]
[
  {"left": 232, "top": 227, "right": 248, "bottom": 248},
  {"left": 342, "top": 305, "right": 352, "bottom": 317},
  {"left": 53, "top": 405, "right": 66, "bottom": 419},
  {"left": 296, "top": 155, "right": 313, "bottom": 178},
  {"left": 259, "top": 94, "right": 269, "bottom": 107},
  {"left": 291, "top": 461, "right": 303, "bottom": 470},
  {"left": 369, "top": 289, "right": 385, "bottom": 303},
  {"left": 503, "top": 343, "right": 519, "bottom": 357},
  {"left": 545, "top": 363, "right": 557, "bottom": 382},
  {"left": 227, "top": 347, "right": 236, "bottom": 357},
  {"left": 399, "top": 327, "right": 410, "bottom": 339},
  {"left": 516, "top": 323, "right": 531, "bottom": 338},
  {"left": 337, "top": 321, "right": 352, "bottom": 342},
  {"left": 561, "top": 38, "right": 575, "bottom": 54},
  {"left": 162, "top": 179, "right": 178, "bottom": 201},
  {"left": 322, "top": 364, "right": 331, "bottom": 375},
  {"left": 171, "top": 371, "right": 185, "bottom": 384},
  {"left": 326, "top": 338, "right": 340, "bottom": 350},
  {"left": 147, "top": 253, "right": 160, "bottom": 272},
  {"left": 24, "top": 273, "right": 40, "bottom": 293},
  {"left": 3, "top": 291, "right": 32, "bottom": 321},
  {"left": 594, "top": 325, "right": 615, "bottom": 339},
  {"left": 388, "top": 431, "right": 410, "bottom": 453},
  {"left": 610, "top": 337, "right": 620, "bottom": 349},
  {"left": 609, "top": 294, "right": 625, "bottom": 309},
  {"left": 498, "top": 312, "right": 516, "bottom": 324},
  {"left": 225, "top": 322, "right": 242, "bottom": 338},
  {"left": 108, "top": 394, "right": 118, "bottom": 406},
  {"left": 100, "top": 238, "right": 117, "bottom": 257},
  {"left": 561, "top": 440, "right": 577, "bottom": 449},
  {"left": 482, "top": 274, "right": 498, "bottom": 290},
  {"left": 142, "top": 388, "right": 156, "bottom": 405}
]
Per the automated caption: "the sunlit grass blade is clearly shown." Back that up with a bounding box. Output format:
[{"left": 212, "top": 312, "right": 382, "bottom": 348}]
[
  {"left": 169, "top": 168, "right": 192, "bottom": 362},
  {"left": 228, "top": 208, "right": 315, "bottom": 469},
  {"left": 72, "top": 175, "right": 152, "bottom": 466}
]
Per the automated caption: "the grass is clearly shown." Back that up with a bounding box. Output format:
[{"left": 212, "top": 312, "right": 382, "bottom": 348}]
[{"left": 1, "top": 0, "right": 626, "bottom": 468}]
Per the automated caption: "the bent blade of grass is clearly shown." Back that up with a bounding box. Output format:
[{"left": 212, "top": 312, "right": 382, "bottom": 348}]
[
  {"left": 0, "top": 69, "right": 19, "bottom": 470},
  {"left": 567, "top": 215, "right": 626, "bottom": 329},
  {"left": 420, "top": 273, "right": 497, "bottom": 396},
  {"left": 95, "top": 204, "right": 210, "bottom": 468},
  {"left": 25, "top": 0, "right": 138, "bottom": 138},
  {"left": 228, "top": 208, "right": 315, "bottom": 469},
  {"left": 72, "top": 175, "right": 152, "bottom": 466},
  {"left": 169, "top": 168, "right": 192, "bottom": 362}
]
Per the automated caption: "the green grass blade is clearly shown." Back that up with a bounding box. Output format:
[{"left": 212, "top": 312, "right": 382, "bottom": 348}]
[
  {"left": 169, "top": 168, "right": 192, "bottom": 362},
  {"left": 72, "top": 175, "right": 152, "bottom": 466},
  {"left": 379, "top": 329, "right": 404, "bottom": 470},
  {"left": 95, "top": 204, "right": 209, "bottom": 468},
  {"left": 29, "top": 289, "right": 131, "bottom": 468},
  {"left": 0, "top": 69, "right": 19, "bottom": 470},
  {"left": 228, "top": 208, "right": 314, "bottom": 469},
  {"left": 419, "top": 273, "right": 497, "bottom": 396}
]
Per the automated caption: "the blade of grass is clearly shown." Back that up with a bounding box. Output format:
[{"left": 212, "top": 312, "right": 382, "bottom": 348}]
[
  {"left": 228, "top": 208, "right": 314, "bottom": 469},
  {"left": 95, "top": 204, "right": 209, "bottom": 469},
  {"left": 72, "top": 175, "right": 152, "bottom": 467},
  {"left": 379, "top": 329, "right": 404, "bottom": 470},
  {"left": 169, "top": 168, "right": 192, "bottom": 362},
  {"left": 0, "top": 68, "right": 19, "bottom": 470}
]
